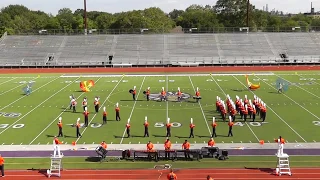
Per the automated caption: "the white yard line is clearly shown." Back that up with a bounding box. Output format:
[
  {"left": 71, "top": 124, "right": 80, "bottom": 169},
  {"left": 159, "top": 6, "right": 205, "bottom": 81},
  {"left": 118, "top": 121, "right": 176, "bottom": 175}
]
[
  {"left": 0, "top": 77, "right": 60, "bottom": 112},
  {"left": 0, "top": 77, "right": 38, "bottom": 96},
  {"left": 209, "top": 75, "right": 259, "bottom": 141},
  {"left": 188, "top": 76, "right": 212, "bottom": 136},
  {"left": 119, "top": 76, "right": 146, "bottom": 144},
  {"left": 0, "top": 77, "right": 81, "bottom": 136},
  {"left": 75, "top": 76, "right": 125, "bottom": 143},
  {"left": 255, "top": 75, "right": 320, "bottom": 121},
  {"left": 233, "top": 75, "right": 307, "bottom": 142},
  {"left": 28, "top": 77, "right": 103, "bottom": 145},
  {"left": 0, "top": 77, "right": 17, "bottom": 85},
  {"left": 276, "top": 74, "right": 320, "bottom": 99}
]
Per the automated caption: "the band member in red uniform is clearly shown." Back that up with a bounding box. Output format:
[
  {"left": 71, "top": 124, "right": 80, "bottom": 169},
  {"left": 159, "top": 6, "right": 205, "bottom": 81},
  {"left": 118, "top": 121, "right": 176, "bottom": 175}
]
[
  {"left": 189, "top": 118, "right": 195, "bottom": 138},
  {"left": 228, "top": 116, "right": 234, "bottom": 137},
  {"left": 102, "top": 107, "right": 107, "bottom": 125},
  {"left": 195, "top": 87, "right": 200, "bottom": 102},
  {"left": 146, "top": 87, "right": 150, "bottom": 101},
  {"left": 166, "top": 118, "right": 172, "bottom": 137},
  {"left": 83, "top": 107, "right": 89, "bottom": 127},
  {"left": 252, "top": 105, "right": 257, "bottom": 122},
  {"left": 143, "top": 116, "right": 149, "bottom": 137},
  {"left": 132, "top": 86, "right": 136, "bottom": 101},
  {"left": 94, "top": 97, "right": 100, "bottom": 113},
  {"left": 177, "top": 87, "right": 182, "bottom": 102},
  {"left": 115, "top": 103, "right": 120, "bottom": 121},
  {"left": 82, "top": 97, "right": 87, "bottom": 111},
  {"left": 243, "top": 105, "right": 248, "bottom": 121},
  {"left": 69, "top": 95, "right": 75, "bottom": 109},
  {"left": 71, "top": 98, "right": 77, "bottom": 113},
  {"left": 126, "top": 119, "right": 131, "bottom": 138},
  {"left": 161, "top": 87, "right": 166, "bottom": 101},
  {"left": 57, "top": 117, "right": 63, "bottom": 137},
  {"left": 75, "top": 118, "right": 82, "bottom": 138},
  {"left": 211, "top": 117, "right": 217, "bottom": 137}
]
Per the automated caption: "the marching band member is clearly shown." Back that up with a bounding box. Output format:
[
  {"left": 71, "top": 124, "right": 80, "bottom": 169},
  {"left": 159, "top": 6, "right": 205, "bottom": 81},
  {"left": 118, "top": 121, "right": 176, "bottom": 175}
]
[
  {"left": 82, "top": 97, "right": 87, "bottom": 111},
  {"left": 53, "top": 136, "right": 63, "bottom": 157},
  {"left": 100, "top": 141, "right": 107, "bottom": 149},
  {"left": 164, "top": 138, "right": 172, "bottom": 159},
  {"left": 115, "top": 103, "right": 121, "bottom": 121},
  {"left": 71, "top": 97, "right": 77, "bottom": 113},
  {"left": 243, "top": 105, "right": 248, "bottom": 121},
  {"left": 252, "top": 105, "right": 256, "bottom": 122},
  {"left": 102, "top": 107, "right": 107, "bottom": 125},
  {"left": 166, "top": 118, "right": 172, "bottom": 137},
  {"left": 161, "top": 87, "right": 166, "bottom": 101},
  {"left": 76, "top": 118, "right": 82, "bottom": 138},
  {"left": 143, "top": 116, "right": 149, "bottom": 137},
  {"left": 228, "top": 116, "right": 234, "bottom": 137},
  {"left": 147, "top": 141, "right": 154, "bottom": 151},
  {"left": 261, "top": 103, "right": 267, "bottom": 122},
  {"left": 177, "top": 87, "right": 182, "bottom": 102},
  {"left": 146, "top": 87, "right": 150, "bottom": 101},
  {"left": 94, "top": 97, "right": 100, "bottom": 113},
  {"left": 274, "top": 136, "right": 285, "bottom": 156},
  {"left": 132, "top": 86, "right": 136, "bottom": 101},
  {"left": 57, "top": 117, "right": 63, "bottom": 137},
  {"left": 216, "top": 96, "right": 220, "bottom": 112},
  {"left": 256, "top": 98, "right": 261, "bottom": 115},
  {"left": 167, "top": 169, "right": 177, "bottom": 180},
  {"left": 182, "top": 140, "right": 191, "bottom": 159},
  {"left": 195, "top": 87, "right": 200, "bottom": 102},
  {"left": 208, "top": 138, "right": 215, "bottom": 147},
  {"left": 221, "top": 101, "right": 227, "bottom": 121},
  {"left": 244, "top": 95, "right": 249, "bottom": 105},
  {"left": 83, "top": 107, "right": 89, "bottom": 127},
  {"left": 126, "top": 119, "right": 131, "bottom": 138},
  {"left": 278, "top": 82, "right": 283, "bottom": 93},
  {"left": 69, "top": 95, "right": 74, "bottom": 109},
  {"left": 248, "top": 100, "right": 253, "bottom": 119},
  {"left": 189, "top": 118, "right": 195, "bottom": 138},
  {"left": 235, "top": 96, "right": 240, "bottom": 112},
  {"left": 211, "top": 117, "right": 217, "bottom": 137}
]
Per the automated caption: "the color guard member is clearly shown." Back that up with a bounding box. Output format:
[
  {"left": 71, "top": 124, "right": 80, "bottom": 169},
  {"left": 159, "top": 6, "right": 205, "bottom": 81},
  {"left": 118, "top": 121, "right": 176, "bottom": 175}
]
[
  {"left": 182, "top": 140, "right": 191, "bottom": 159},
  {"left": 115, "top": 103, "right": 120, "bottom": 121},
  {"left": 83, "top": 107, "right": 89, "bottom": 127},
  {"left": 82, "top": 97, "right": 87, "bottom": 111},
  {"left": 53, "top": 136, "right": 63, "bottom": 157},
  {"left": 0, "top": 154, "right": 4, "bottom": 177},
  {"left": 102, "top": 107, "right": 107, "bottom": 125},
  {"left": 167, "top": 169, "right": 177, "bottom": 180},
  {"left": 126, "top": 119, "right": 131, "bottom": 138},
  {"left": 164, "top": 138, "right": 172, "bottom": 160},
  {"left": 94, "top": 97, "right": 100, "bottom": 113},
  {"left": 132, "top": 86, "right": 136, "bottom": 100},
  {"left": 143, "top": 116, "right": 149, "bottom": 137},
  {"left": 57, "top": 117, "right": 63, "bottom": 137},
  {"left": 228, "top": 116, "right": 234, "bottom": 137},
  {"left": 76, "top": 118, "right": 82, "bottom": 138},
  {"left": 146, "top": 87, "right": 150, "bottom": 101},
  {"left": 211, "top": 117, "right": 217, "bottom": 137},
  {"left": 177, "top": 87, "right": 182, "bottom": 102},
  {"left": 189, "top": 118, "right": 195, "bottom": 138},
  {"left": 166, "top": 118, "right": 172, "bottom": 137},
  {"left": 278, "top": 82, "right": 283, "bottom": 93}
]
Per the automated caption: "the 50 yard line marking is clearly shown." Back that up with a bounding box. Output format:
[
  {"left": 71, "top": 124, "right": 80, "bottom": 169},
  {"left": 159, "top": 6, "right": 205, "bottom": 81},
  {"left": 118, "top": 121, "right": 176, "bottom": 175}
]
[
  {"left": 255, "top": 75, "right": 320, "bottom": 121},
  {"left": 188, "top": 76, "right": 212, "bottom": 136},
  {"left": 75, "top": 76, "right": 125, "bottom": 143},
  {"left": 233, "top": 75, "right": 307, "bottom": 142},
  {"left": 0, "top": 77, "right": 60, "bottom": 112},
  {"left": 28, "top": 77, "right": 103, "bottom": 145},
  {"left": 119, "top": 76, "right": 146, "bottom": 144},
  {"left": 0, "top": 77, "right": 80, "bottom": 136},
  {"left": 209, "top": 75, "right": 259, "bottom": 142}
]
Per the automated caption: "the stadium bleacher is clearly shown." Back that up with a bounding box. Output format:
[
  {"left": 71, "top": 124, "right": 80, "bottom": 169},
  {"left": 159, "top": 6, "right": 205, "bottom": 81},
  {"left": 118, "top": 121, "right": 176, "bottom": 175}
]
[{"left": 0, "top": 32, "right": 320, "bottom": 67}]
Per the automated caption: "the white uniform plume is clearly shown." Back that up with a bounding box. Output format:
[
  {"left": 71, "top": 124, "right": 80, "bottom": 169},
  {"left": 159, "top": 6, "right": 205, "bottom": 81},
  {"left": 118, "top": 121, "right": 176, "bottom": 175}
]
[
  {"left": 133, "top": 86, "right": 136, "bottom": 90},
  {"left": 147, "top": 87, "right": 150, "bottom": 90},
  {"left": 103, "top": 107, "right": 106, "bottom": 112},
  {"left": 84, "top": 106, "right": 87, "bottom": 111},
  {"left": 127, "top": 119, "right": 130, "bottom": 123},
  {"left": 212, "top": 117, "right": 215, "bottom": 123},
  {"left": 162, "top": 87, "right": 164, "bottom": 91},
  {"left": 116, "top": 102, "right": 119, "bottom": 107},
  {"left": 178, "top": 87, "right": 180, "bottom": 91},
  {"left": 190, "top": 118, "right": 193, "bottom": 124},
  {"left": 167, "top": 118, "right": 170, "bottom": 124},
  {"left": 196, "top": 87, "right": 199, "bottom": 91},
  {"left": 229, "top": 116, "right": 232, "bottom": 123},
  {"left": 145, "top": 116, "right": 148, "bottom": 122}
]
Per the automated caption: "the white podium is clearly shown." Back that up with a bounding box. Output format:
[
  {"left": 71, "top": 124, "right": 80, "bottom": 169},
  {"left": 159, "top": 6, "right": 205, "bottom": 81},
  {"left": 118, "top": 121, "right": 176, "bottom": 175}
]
[
  {"left": 275, "top": 153, "right": 291, "bottom": 176},
  {"left": 47, "top": 154, "right": 64, "bottom": 178}
]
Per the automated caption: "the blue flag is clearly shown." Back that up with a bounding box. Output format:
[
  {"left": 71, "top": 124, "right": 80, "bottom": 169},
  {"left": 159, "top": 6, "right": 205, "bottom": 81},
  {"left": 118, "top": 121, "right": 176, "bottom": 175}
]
[{"left": 275, "top": 78, "right": 289, "bottom": 92}]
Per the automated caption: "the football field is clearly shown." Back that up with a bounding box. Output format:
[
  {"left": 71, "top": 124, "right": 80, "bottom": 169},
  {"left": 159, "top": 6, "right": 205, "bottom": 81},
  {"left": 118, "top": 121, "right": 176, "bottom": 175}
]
[{"left": 0, "top": 71, "right": 319, "bottom": 146}]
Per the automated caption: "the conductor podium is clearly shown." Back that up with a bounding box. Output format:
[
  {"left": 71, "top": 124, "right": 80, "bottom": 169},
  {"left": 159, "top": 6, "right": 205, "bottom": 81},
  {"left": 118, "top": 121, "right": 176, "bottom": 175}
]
[
  {"left": 276, "top": 153, "right": 292, "bottom": 176},
  {"left": 47, "top": 154, "right": 63, "bottom": 178}
]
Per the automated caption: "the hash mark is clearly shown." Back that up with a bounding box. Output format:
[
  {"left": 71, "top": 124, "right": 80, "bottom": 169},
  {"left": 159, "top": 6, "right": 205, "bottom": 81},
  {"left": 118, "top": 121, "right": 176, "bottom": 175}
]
[
  {"left": 175, "top": 141, "right": 177, "bottom": 144},
  {"left": 249, "top": 141, "right": 251, "bottom": 143},
  {"left": 11, "top": 143, "right": 13, "bottom": 145},
  {"left": 111, "top": 142, "right": 113, "bottom": 144},
  {"left": 138, "top": 142, "right": 140, "bottom": 144},
  {"left": 268, "top": 141, "right": 270, "bottom": 143},
  {"left": 38, "top": 143, "right": 40, "bottom": 145},
  {"left": 194, "top": 141, "right": 196, "bottom": 143},
  {"left": 1, "top": 143, "right": 3, "bottom": 145},
  {"left": 295, "top": 140, "right": 298, "bottom": 143},
  {"left": 20, "top": 143, "right": 22, "bottom": 145},
  {"left": 92, "top": 142, "right": 95, "bottom": 144},
  {"left": 314, "top": 140, "right": 317, "bottom": 142},
  {"left": 129, "top": 142, "right": 131, "bottom": 144},
  {"left": 240, "top": 141, "right": 242, "bottom": 143},
  {"left": 222, "top": 141, "right": 224, "bottom": 143},
  {"left": 47, "top": 142, "right": 49, "bottom": 145},
  {"left": 83, "top": 142, "right": 85, "bottom": 144}
]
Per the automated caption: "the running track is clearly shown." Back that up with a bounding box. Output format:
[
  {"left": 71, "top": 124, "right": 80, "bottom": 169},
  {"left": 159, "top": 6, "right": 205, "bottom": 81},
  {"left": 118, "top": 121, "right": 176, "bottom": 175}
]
[{"left": 2, "top": 168, "right": 320, "bottom": 179}]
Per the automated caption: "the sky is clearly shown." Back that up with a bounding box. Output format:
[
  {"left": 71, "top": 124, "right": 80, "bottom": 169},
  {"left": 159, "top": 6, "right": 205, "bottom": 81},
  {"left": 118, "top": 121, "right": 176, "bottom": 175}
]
[{"left": 0, "top": 0, "right": 319, "bottom": 15}]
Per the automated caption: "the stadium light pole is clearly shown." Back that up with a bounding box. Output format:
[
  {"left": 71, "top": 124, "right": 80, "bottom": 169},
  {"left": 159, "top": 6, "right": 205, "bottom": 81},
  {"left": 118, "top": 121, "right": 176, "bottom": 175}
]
[{"left": 84, "top": 0, "right": 88, "bottom": 35}]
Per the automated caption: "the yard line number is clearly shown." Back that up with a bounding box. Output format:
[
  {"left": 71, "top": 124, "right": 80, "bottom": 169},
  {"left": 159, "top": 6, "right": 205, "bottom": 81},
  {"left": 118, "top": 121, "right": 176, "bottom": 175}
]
[
  {"left": 0, "top": 124, "right": 24, "bottom": 129},
  {"left": 234, "top": 122, "right": 268, "bottom": 127},
  {"left": 312, "top": 121, "right": 320, "bottom": 126},
  {"left": 154, "top": 122, "right": 182, "bottom": 128}
]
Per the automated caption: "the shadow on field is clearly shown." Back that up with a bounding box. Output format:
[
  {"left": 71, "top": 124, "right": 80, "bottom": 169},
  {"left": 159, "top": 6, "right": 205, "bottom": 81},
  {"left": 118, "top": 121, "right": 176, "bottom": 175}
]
[
  {"left": 46, "top": 135, "right": 55, "bottom": 138},
  {"left": 131, "top": 135, "right": 145, "bottom": 138},
  {"left": 153, "top": 134, "right": 168, "bottom": 138},
  {"left": 27, "top": 169, "right": 48, "bottom": 176},
  {"left": 231, "top": 89, "right": 245, "bottom": 92},
  {"left": 114, "top": 135, "right": 126, "bottom": 138},
  {"left": 186, "top": 101, "right": 198, "bottom": 103},
  {"left": 196, "top": 135, "right": 212, "bottom": 138},
  {"left": 244, "top": 167, "right": 274, "bottom": 174},
  {"left": 268, "top": 91, "right": 278, "bottom": 94},
  {"left": 120, "top": 100, "right": 144, "bottom": 102},
  {"left": 85, "top": 156, "right": 100, "bottom": 162},
  {"left": 175, "top": 136, "right": 190, "bottom": 139}
]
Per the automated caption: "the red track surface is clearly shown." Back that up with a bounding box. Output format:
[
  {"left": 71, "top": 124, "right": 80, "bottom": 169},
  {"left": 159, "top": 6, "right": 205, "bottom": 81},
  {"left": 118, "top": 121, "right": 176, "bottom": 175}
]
[
  {"left": 2, "top": 168, "right": 320, "bottom": 179},
  {"left": 1, "top": 65, "right": 319, "bottom": 179}
]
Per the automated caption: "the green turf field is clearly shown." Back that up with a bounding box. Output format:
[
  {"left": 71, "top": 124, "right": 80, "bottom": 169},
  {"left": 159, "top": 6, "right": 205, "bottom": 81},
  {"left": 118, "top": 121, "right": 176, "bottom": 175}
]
[{"left": 0, "top": 71, "right": 319, "bottom": 145}]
